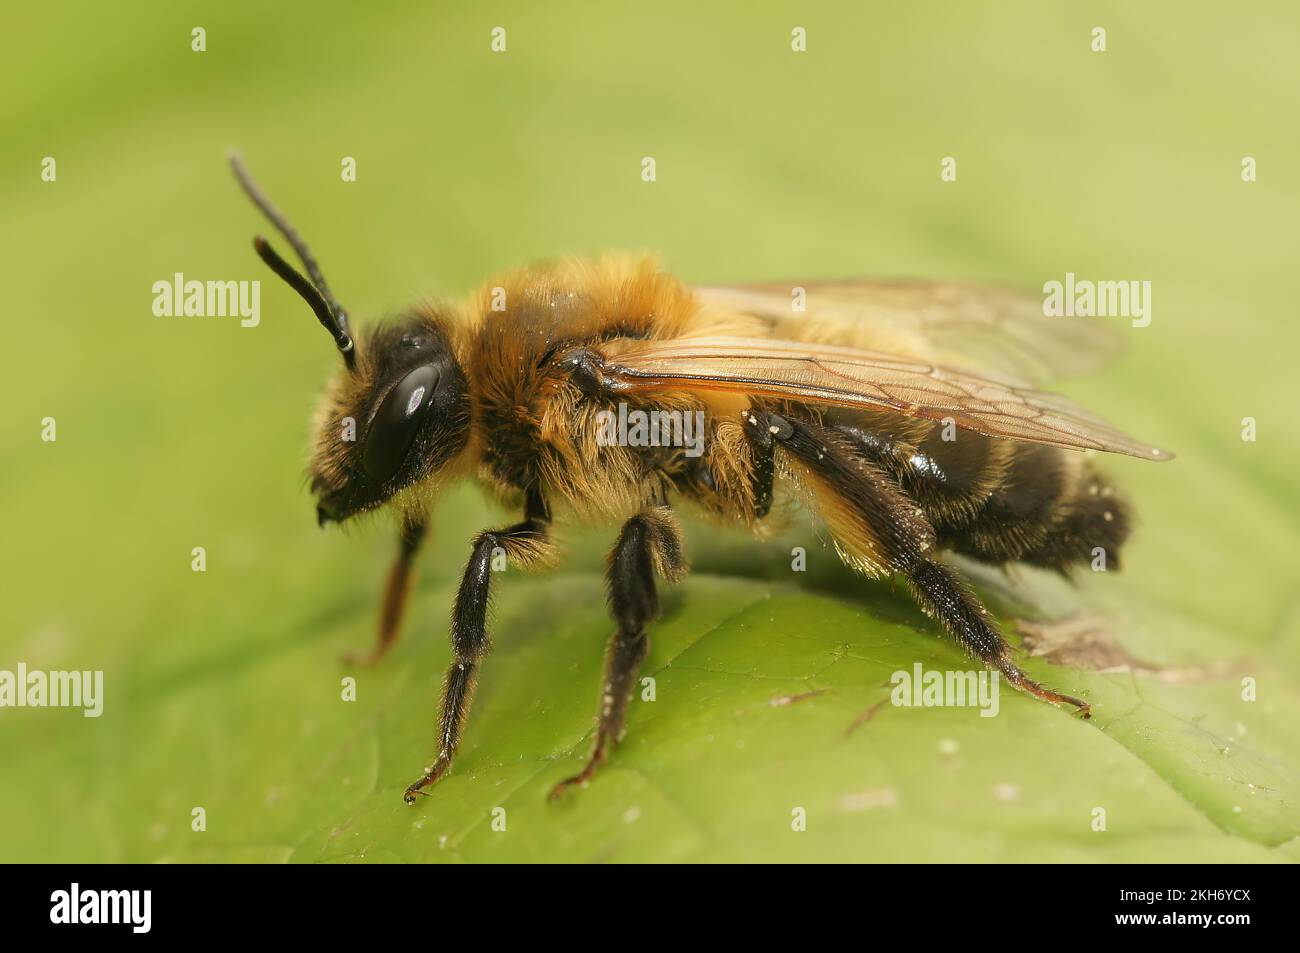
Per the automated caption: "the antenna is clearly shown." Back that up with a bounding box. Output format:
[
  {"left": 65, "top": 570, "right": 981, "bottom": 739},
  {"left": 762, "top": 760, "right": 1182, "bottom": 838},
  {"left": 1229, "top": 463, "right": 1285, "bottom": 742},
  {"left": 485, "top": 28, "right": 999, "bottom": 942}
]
[{"left": 229, "top": 151, "right": 356, "bottom": 370}]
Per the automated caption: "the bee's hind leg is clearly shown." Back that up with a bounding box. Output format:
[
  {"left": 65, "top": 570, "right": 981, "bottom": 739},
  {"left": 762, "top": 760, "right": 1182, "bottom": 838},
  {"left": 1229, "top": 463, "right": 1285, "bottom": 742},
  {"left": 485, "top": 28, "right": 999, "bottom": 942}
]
[
  {"left": 906, "top": 559, "right": 1091, "bottom": 716},
  {"left": 549, "top": 505, "right": 687, "bottom": 799},
  {"left": 344, "top": 513, "right": 427, "bottom": 667},
  {"left": 748, "top": 409, "right": 1090, "bottom": 719}
]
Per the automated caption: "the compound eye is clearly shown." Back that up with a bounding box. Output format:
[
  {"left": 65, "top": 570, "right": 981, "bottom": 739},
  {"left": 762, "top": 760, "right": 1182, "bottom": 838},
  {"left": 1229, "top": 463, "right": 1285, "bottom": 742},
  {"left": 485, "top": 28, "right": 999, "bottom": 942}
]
[{"left": 361, "top": 364, "right": 439, "bottom": 483}]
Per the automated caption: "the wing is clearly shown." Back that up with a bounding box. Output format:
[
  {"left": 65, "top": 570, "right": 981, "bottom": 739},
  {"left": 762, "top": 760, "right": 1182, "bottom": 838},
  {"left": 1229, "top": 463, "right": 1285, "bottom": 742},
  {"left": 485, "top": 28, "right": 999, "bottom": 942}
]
[
  {"left": 694, "top": 280, "right": 1123, "bottom": 386},
  {"left": 599, "top": 336, "right": 1173, "bottom": 461}
]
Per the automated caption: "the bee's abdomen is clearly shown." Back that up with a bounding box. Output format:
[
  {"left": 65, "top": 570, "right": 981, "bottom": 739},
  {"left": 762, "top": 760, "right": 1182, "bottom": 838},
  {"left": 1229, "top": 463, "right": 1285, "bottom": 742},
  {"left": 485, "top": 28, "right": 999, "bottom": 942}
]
[
  {"left": 943, "top": 442, "right": 1070, "bottom": 560},
  {"left": 833, "top": 417, "right": 1012, "bottom": 531},
  {"left": 1013, "top": 463, "right": 1131, "bottom": 572},
  {"left": 835, "top": 418, "right": 1131, "bottom": 573},
  {"left": 942, "top": 442, "right": 1131, "bottom": 572}
]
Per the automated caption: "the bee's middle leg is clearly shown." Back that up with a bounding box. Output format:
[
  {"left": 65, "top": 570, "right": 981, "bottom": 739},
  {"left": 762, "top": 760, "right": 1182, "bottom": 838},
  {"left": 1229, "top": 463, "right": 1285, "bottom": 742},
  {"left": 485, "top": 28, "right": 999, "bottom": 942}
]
[{"left": 549, "top": 505, "right": 686, "bottom": 799}]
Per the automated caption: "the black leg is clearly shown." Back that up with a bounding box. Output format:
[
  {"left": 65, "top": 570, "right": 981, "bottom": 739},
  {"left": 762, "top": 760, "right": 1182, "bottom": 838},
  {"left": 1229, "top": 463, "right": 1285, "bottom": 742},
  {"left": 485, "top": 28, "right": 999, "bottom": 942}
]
[
  {"left": 404, "top": 489, "right": 552, "bottom": 803},
  {"left": 907, "top": 559, "right": 1089, "bottom": 714},
  {"left": 740, "top": 409, "right": 777, "bottom": 518},
  {"left": 755, "top": 411, "right": 1090, "bottom": 717},
  {"left": 550, "top": 506, "right": 686, "bottom": 799},
  {"left": 345, "top": 514, "right": 427, "bottom": 666}
]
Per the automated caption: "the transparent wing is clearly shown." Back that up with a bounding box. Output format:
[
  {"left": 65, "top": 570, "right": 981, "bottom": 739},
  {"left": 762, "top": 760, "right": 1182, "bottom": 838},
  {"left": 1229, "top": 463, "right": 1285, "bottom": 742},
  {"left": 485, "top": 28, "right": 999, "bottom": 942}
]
[
  {"left": 600, "top": 336, "right": 1172, "bottom": 461},
  {"left": 695, "top": 280, "right": 1124, "bottom": 386}
]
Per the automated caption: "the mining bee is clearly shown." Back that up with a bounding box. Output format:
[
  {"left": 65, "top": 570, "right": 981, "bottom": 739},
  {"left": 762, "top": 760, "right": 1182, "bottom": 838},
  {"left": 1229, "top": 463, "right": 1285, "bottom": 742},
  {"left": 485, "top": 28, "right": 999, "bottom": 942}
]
[{"left": 230, "top": 155, "right": 1172, "bottom": 804}]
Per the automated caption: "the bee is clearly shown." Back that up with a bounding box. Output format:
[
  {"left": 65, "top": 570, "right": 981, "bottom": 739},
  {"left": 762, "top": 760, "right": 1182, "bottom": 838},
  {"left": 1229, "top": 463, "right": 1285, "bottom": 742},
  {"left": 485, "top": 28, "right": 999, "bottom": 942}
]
[{"left": 230, "top": 155, "right": 1173, "bottom": 805}]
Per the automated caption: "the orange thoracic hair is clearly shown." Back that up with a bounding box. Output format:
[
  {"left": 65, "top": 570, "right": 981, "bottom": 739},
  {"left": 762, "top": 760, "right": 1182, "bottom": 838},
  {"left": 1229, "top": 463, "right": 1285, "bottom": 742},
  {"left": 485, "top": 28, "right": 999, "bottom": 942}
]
[{"left": 419, "top": 255, "right": 767, "bottom": 524}]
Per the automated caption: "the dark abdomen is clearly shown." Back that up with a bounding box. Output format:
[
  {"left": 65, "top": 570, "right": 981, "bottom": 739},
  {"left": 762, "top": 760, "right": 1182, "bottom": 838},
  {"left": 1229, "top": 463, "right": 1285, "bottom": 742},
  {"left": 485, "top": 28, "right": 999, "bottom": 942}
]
[{"left": 831, "top": 411, "right": 1132, "bottom": 574}]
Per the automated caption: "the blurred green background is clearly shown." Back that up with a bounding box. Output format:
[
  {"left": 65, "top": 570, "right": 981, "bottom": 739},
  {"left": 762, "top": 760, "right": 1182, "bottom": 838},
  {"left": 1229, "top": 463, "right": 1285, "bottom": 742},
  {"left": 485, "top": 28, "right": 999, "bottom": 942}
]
[{"left": 2, "top": 1, "right": 1297, "bottom": 863}]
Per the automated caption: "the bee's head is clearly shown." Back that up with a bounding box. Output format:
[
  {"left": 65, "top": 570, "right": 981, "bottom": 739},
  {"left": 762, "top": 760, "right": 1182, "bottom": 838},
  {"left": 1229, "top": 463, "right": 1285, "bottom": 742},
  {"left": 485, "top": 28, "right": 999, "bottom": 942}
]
[
  {"left": 230, "top": 153, "right": 471, "bottom": 526},
  {"left": 308, "top": 316, "right": 470, "bottom": 525}
]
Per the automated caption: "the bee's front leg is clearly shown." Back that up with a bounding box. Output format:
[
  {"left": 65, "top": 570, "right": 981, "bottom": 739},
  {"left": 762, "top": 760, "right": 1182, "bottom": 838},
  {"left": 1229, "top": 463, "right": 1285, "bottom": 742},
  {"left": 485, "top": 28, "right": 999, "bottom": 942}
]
[
  {"left": 344, "top": 513, "right": 427, "bottom": 667},
  {"left": 549, "top": 506, "right": 686, "bottom": 799},
  {"left": 404, "top": 489, "right": 552, "bottom": 804}
]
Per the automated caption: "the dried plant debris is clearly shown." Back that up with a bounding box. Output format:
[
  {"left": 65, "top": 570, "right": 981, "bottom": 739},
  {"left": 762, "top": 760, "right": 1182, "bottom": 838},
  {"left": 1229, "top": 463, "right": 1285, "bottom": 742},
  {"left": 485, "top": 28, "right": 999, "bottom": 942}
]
[{"left": 1014, "top": 615, "right": 1241, "bottom": 684}]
